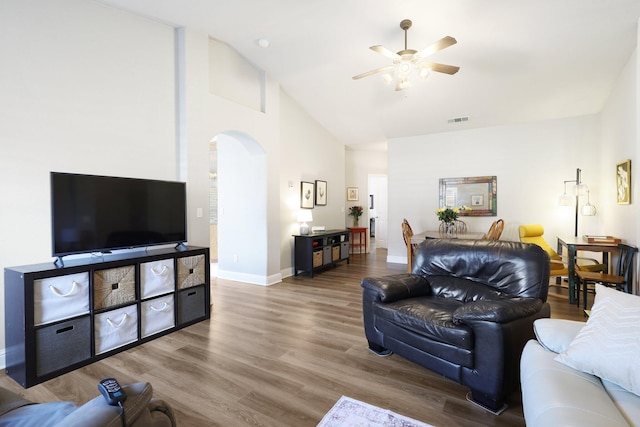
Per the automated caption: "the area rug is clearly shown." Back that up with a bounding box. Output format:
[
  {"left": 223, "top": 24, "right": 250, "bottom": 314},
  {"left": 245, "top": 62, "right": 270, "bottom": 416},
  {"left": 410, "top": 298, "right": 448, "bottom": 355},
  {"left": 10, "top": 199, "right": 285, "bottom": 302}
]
[{"left": 317, "top": 396, "right": 435, "bottom": 427}]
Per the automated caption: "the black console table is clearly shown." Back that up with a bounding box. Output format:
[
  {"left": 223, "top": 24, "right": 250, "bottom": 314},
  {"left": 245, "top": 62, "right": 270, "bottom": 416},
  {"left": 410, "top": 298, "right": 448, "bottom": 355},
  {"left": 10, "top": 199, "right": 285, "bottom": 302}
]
[{"left": 293, "top": 230, "right": 350, "bottom": 277}]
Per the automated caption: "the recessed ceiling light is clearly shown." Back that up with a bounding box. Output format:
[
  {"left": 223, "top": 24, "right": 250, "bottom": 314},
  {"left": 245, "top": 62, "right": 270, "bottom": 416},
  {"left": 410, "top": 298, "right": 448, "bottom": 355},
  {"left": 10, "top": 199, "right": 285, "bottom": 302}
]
[{"left": 256, "top": 38, "right": 270, "bottom": 48}]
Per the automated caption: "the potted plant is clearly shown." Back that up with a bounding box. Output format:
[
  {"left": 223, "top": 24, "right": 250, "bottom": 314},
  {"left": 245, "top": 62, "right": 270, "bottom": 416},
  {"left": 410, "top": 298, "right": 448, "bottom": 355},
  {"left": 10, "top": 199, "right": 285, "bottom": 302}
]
[{"left": 348, "top": 205, "right": 364, "bottom": 227}]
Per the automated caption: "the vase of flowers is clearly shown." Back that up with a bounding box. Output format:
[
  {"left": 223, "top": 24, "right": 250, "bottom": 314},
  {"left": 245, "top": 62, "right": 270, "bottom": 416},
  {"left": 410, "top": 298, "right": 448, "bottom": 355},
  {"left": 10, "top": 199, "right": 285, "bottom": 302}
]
[
  {"left": 348, "top": 205, "right": 364, "bottom": 227},
  {"left": 436, "top": 206, "right": 471, "bottom": 236}
]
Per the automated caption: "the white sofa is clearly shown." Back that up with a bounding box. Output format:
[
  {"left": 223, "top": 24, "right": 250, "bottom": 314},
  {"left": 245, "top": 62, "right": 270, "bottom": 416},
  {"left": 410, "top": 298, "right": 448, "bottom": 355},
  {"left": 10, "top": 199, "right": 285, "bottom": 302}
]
[{"left": 521, "top": 318, "right": 640, "bottom": 427}]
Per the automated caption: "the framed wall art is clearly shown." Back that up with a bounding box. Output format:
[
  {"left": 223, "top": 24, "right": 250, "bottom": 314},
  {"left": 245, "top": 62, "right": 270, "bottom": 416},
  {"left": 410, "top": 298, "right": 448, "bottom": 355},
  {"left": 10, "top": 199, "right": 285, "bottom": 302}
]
[
  {"left": 616, "top": 159, "right": 631, "bottom": 204},
  {"left": 471, "top": 195, "right": 484, "bottom": 206},
  {"left": 300, "top": 181, "right": 314, "bottom": 209},
  {"left": 315, "top": 180, "right": 327, "bottom": 206},
  {"left": 347, "top": 187, "right": 359, "bottom": 201}
]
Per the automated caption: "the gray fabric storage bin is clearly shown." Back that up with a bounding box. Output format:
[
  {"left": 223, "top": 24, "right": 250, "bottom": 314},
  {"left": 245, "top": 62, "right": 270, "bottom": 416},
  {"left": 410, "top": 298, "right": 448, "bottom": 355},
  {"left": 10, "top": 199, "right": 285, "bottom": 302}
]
[
  {"left": 177, "top": 285, "right": 206, "bottom": 325},
  {"left": 341, "top": 242, "right": 349, "bottom": 259},
  {"left": 35, "top": 315, "right": 91, "bottom": 376}
]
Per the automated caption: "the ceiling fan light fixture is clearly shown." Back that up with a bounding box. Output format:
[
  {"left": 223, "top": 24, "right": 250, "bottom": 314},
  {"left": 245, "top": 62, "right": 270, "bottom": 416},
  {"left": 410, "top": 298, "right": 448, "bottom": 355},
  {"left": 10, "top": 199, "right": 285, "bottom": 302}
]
[
  {"left": 399, "top": 61, "right": 412, "bottom": 75},
  {"left": 382, "top": 73, "right": 394, "bottom": 84},
  {"left": 396, "top": 77, "right": 411, "bottom": 91},
  {"left": 352, "top": 19, "right": 459, "bottom": 91},
  {"left": 418, "top": 67, "right": 431, "bottom": 80}
]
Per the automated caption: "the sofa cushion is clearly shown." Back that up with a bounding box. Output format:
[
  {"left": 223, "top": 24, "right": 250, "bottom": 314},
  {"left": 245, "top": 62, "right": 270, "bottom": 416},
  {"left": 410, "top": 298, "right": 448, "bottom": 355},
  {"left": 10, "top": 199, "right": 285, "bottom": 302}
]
[
  {"left": 603, "top": 379, "right": 640, "bottom": 426},
  {"left": 533, "top": 318, "right": 585, "bottom": 354},
  {"left": 374, "top": 297, "right": 473, "bottom": 350},
  {"left": 521, "top": 340, "right": 630, "bottom": 427},
  {"left": 555, "top": 284, "right": 640, "bottom": 397},
  {"left": 427, "top": 276, "right": 503, "bottom": 302},
  {"left": 0, "top": 387, "right": 34, "bottom": 417},
  {"left": 412, "top": 239, "right": 550, "bottom": 300}
]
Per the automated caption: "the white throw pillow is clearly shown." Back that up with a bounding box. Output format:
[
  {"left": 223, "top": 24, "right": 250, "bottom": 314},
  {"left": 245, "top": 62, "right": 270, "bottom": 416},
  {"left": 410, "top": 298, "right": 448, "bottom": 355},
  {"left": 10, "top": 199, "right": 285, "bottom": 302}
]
[{"left": 555, "top": 284, "right": 640, "bottom": 396}]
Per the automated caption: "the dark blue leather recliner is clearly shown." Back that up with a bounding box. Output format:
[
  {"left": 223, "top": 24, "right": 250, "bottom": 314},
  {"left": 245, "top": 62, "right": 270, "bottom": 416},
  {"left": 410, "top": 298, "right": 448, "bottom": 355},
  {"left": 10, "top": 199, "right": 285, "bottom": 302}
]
[{"left": 361, "top": 239, "right": 551, "bottom": 413}]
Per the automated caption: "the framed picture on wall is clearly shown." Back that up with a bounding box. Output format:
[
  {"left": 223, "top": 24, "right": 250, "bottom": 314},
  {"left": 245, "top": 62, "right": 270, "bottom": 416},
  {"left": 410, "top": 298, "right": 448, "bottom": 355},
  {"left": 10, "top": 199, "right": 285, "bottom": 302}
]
[
  {"left": 315, "top": 180, "right": 327, "bottom": 206},
  {"left": 616, "top": 159, "right": 631, "bottom": 204},
  {"left": 301, "top": 181, "right": 314, "bottom": 209},
  {"left": 471, "top": 195, "right": 484, "bottom": 207},
  {"left": 347, "top": 187, "right": 359, "bottom": 201}
]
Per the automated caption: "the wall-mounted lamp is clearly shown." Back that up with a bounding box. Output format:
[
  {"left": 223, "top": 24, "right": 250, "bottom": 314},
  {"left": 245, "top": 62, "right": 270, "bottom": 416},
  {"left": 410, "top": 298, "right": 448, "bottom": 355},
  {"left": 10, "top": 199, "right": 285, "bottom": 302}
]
[
  {"left": 297, "top": 210, "right": 313, "bottom": 235},
  {"left": 559, "top": 168, "right": 596, "bottom": 236}
]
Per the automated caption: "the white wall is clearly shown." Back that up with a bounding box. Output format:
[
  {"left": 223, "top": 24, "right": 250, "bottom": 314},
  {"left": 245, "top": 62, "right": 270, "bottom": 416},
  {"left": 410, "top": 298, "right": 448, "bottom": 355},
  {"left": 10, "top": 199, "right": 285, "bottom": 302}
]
[
  {"left": 386, "top": 39, "right": 638, "bottom": 268},
  {"left": 387, "top": 115, "right": 602, "bottom": 263},
  {"left": 279, "top": 91, "right": 346, "bottom": 276},
  {"left": 600, "top": 47, "right": 638, "bottom": 245},
  {"left": 0, "top": 0, "right": 177, "bottom": 357},
  {"left": 0, "top": 1, "right": 349, "bottom": 368},
  {"left": 181, "top": 30, "right": 346, "bottom": 283},
  {"left": 181, "top": 29, "right": 282, "bottom": 285}
]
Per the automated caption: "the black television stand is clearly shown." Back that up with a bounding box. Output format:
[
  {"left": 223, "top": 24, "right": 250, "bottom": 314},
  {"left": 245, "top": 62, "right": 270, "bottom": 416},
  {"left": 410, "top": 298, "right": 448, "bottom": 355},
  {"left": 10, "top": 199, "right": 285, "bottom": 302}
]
[{"left": 5, "top": 246, "right": 210, "bottom": 388}]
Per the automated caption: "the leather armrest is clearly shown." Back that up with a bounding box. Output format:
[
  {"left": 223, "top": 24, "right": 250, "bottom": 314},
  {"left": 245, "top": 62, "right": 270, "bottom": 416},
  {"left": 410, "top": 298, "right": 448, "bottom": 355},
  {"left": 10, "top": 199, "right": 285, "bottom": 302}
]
[
  {"left": 56, "top": 382, "right": 174, "bottom": 427},
  {"left": 453, "top": 298, "right": 543, "bottom": 324},
  {"left": 0, "top": 387, "right": 33, "bottom": 417},
  {"left": 361, "top": 274, "right": 430, "bottom": 303}
]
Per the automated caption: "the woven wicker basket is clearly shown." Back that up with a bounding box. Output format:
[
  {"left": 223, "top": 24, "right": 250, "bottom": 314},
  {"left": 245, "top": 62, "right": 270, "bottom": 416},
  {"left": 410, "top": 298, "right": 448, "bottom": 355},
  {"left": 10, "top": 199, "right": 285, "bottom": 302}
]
[
  {"left": 177, "top": 255, "right": 205, "bottom": 289},
  {"left": 93, "top": 266, "right": 136, "bottom": 310}
]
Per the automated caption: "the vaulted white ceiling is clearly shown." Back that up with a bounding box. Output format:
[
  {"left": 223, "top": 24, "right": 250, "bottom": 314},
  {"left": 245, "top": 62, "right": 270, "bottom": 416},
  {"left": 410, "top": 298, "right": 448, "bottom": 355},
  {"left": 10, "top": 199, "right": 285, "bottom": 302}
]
[{"left": 97, "top": 0, "right": 640, "bottom": 149}]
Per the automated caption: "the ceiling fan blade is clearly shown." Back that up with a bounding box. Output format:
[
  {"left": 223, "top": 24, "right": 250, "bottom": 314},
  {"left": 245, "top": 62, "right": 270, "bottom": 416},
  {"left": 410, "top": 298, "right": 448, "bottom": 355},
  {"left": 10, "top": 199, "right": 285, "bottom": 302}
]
[
  {"left": 370, "top": 45, "right": 401, "bottom": 61},
  {"left": 417, "top": 61, "right": 460, "bottom": 75},
  {"left": 352, "top": 65, "right": 395, "bottom": 80},
  {"left": 415, "top": 36, "right": 457, "bottom": 59}
]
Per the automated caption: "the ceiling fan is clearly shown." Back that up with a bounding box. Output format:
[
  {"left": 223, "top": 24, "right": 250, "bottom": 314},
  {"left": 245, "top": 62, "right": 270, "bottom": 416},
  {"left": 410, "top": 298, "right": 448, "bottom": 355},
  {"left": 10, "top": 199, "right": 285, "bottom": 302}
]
[{"left": 353, "top": 19, "right": 459, "bottom": 91}]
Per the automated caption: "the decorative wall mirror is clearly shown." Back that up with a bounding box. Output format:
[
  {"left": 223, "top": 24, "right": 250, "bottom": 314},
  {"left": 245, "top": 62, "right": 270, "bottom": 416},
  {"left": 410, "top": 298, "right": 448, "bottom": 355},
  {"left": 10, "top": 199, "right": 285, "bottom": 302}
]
[{"left": 439, "top": 176, "right": 497, "bottom": 216}]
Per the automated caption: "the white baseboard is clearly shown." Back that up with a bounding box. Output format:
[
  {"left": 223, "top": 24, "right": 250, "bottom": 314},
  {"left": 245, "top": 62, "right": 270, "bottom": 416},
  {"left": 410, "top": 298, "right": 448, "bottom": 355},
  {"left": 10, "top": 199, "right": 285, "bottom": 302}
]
[
  {"left": 386, "top": 255, "right": 406, "bottom": 265},
  {"left": 216, "top": 269, "right": 281, "bottom": 286}
]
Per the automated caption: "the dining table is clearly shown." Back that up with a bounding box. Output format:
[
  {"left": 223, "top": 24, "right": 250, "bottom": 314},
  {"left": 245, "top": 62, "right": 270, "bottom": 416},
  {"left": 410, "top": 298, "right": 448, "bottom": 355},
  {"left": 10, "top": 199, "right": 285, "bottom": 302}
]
[
  {"left": 556, "top": 235, "right": 619, "bottom": 304},
  {"left": 410, "top": 230, "right": 486, "bottom": 245}
]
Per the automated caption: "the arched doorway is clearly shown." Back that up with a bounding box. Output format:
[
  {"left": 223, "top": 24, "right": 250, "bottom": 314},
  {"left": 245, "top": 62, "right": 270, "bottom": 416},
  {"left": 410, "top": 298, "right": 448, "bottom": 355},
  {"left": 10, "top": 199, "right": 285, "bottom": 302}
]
[{"left": 210, "top": 131, "right": 271, "bottom": 284}]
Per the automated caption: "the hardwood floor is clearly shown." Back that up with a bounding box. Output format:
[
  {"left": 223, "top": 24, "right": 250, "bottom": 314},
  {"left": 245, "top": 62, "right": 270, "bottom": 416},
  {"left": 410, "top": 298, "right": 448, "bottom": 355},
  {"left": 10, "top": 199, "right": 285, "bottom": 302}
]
[{"left": 0, "top": 247, "right": 586, "bottom": 426}]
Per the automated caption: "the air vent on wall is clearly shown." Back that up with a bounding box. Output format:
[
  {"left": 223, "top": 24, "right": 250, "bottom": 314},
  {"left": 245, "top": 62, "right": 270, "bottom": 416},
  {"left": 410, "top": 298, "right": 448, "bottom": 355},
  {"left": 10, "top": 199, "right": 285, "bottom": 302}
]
[{"left": 448, "top": 116, "right": 469, "bottom": 124}]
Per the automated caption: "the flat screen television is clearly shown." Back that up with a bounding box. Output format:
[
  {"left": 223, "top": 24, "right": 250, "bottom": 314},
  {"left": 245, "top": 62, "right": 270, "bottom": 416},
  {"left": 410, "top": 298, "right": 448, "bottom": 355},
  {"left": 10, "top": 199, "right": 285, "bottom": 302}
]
[{"left": 51, "top": 172, "right": 187, "bottom": 258}]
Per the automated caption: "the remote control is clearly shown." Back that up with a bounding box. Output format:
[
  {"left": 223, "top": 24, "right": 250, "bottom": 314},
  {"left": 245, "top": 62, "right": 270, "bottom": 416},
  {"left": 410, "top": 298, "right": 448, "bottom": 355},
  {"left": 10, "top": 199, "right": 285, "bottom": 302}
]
[{"left": 98, "top": 378, "right": 127, "bottom": 406}]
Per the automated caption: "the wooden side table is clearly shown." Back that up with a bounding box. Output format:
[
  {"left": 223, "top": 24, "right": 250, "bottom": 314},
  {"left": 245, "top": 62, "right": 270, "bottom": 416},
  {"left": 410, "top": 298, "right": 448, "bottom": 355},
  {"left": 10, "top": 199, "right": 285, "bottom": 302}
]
[{"left": 348, "top": 227, "right": 367, "bottom": 254}]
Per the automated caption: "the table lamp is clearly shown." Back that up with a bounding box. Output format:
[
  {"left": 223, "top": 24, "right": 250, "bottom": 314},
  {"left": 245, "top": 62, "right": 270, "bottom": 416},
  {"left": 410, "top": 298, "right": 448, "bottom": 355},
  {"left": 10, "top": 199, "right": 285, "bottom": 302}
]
[{"left": 298, "top": 210, "right": 313, "bottom": 235}]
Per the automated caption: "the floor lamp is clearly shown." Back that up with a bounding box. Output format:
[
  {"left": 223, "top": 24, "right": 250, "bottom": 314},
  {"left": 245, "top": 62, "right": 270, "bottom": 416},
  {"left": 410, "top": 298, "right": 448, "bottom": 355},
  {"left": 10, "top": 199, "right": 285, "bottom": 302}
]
[{"left": 559, "top": 168, "right": 595, "bottom": 237}]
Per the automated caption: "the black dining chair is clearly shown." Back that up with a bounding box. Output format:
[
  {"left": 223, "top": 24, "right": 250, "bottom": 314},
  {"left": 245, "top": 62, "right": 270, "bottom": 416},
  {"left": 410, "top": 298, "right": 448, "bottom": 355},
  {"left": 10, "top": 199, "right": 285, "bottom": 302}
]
[{"left": 576, "top": 243, "right": 638, "bottom": 310}]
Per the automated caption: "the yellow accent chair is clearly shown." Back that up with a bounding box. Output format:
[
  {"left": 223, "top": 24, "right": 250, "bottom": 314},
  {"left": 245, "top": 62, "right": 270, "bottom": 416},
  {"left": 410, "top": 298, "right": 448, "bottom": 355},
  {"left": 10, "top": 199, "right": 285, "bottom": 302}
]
[{"left": 518, "top": 224, "right": 607, "bottom": 296}]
